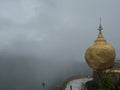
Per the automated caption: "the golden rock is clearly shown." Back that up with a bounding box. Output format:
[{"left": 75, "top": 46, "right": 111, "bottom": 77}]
[{"left": 85, "top": 22, "right": 116, "bottom": 70}]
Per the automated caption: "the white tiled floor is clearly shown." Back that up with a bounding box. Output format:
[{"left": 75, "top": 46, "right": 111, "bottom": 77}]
[{"left": 65, "top": 78, "right": 92, "bottom": 90}]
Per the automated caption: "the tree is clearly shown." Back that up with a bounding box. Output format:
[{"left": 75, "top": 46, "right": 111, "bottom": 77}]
[{"left": 98, "top": 76, "right": 115, "bottom": 90}]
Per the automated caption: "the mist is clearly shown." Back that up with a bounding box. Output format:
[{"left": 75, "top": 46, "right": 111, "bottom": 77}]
[{"left": 0, "top": 0, "right": 120, "bottom": 90}]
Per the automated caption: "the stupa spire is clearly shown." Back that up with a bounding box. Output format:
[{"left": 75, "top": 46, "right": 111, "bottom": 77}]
[
  {"left": 98, "top": 17, "right": 103, "bottom": 31},
  {"left": 96, "top": 18, "right": 105, "bottom": 42}
]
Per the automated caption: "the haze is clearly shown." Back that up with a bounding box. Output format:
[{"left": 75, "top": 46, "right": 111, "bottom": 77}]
[{"left": 0, "top": 0, "right": 120, "bottom": 90}]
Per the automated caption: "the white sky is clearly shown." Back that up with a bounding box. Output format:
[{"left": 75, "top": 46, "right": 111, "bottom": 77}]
[{"left": 0, "top": 0, "right": 120, "bottom": 59}]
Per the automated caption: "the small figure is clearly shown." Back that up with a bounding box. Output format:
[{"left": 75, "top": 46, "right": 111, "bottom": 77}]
[
  {"left": 70, "top": 85, "right": 72, "bottom": 90},
  {"left": 42, "top": 82, "right": 45, "bottom": 88}
]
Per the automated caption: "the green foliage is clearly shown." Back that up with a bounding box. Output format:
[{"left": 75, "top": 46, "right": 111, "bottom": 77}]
[
  {"left": 116, "top": 83, "right": 120, "bottom": 90},
  {"left": 99, "top": 76, "right": 115, "bottom": 90}
]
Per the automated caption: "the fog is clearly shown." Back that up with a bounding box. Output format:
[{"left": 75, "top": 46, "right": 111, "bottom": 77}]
[{"left": 0, "top": 0, "right": 120, "bottom": 90}]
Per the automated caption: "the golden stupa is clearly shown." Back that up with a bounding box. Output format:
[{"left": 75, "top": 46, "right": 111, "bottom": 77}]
[{"left": 85, "top": 20, "right": 116, "bottom": 70}]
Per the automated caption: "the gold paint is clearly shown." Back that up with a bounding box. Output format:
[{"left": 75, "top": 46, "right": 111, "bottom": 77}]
[
  {"left": 102, "top": 61, "right": 120, "bottom": 73},
  {"left": 85, "top": 21, "right": 116, "bottom": 70},
  {"left": 103, "top": 69, "right": 120, "bottom": 74}
]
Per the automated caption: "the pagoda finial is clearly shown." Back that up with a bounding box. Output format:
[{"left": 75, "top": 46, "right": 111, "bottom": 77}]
[
  {"left": 96, "top": 18, "right": 105, "bottom": 41},
  {"left": 98, "top": 17, "right": 103, "bottom": 31}
]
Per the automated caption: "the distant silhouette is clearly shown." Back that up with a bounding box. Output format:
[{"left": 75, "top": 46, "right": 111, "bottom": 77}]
[
  {"left": 70, "top": 85, "right": 72, "bottom": 90},
  {"left": 42, "top": 82, "right": 45, "bottom": 88}
]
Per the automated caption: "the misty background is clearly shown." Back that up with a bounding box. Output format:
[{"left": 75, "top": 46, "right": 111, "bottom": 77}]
[{"left": 0, "top": 0, "right": 120, "bottom": 90}]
